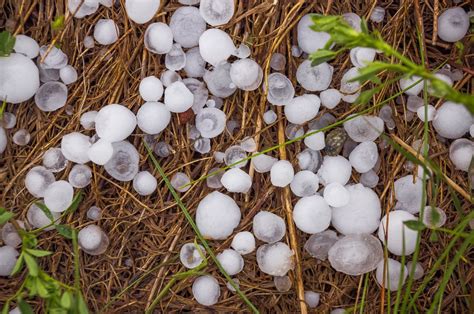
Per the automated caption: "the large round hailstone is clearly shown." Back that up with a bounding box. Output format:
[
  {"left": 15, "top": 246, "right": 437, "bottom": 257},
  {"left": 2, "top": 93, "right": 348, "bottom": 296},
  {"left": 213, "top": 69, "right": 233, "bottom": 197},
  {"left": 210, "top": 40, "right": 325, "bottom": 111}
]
[
  {"left": 44, "top": 180, "right": 74, "bottom": 213},
  {"left": 125, "top": 0, "right": 161, "bottom": 24},
  {"left": 323, "top": 182, "right": 349, "bottom": 208},
  {"left": 200, "top": 0, "right": 234, "bottom": 26},
  {"left": 0, "top": 246, "right": 19, "bottom": 277},
  {"left": 256, "top": 242, "right": 294, "bottom": 276},
  {"left": 432, "top": 101, "right": 472, "bottom": 139},
  {"left": 104, "top": 140, "right": 139, "bottom": 182},
  {"left": 216, "top": 249, "right": 244, "bottom": 275},
  {"left": 144, "top": 22, "right": 173, "bottom": 54},
  {"left": 343, "top": 115, "right": 384, "bottom": 142},
  {"left": 170, "top": 6, "right": 206, "bottom": 48},
  {"left": 34, "top": 81, "right": 68, "bottom": 112},
  {"left": 328, "top": 234, "right": 383, "bottom": 276},
  {"left": 230, "top": 59, "right": 263, "bottom": 91},
  {"left": 61, "top": 132, "right": 91, "bottom": 164},
  {"left": 437, "top": 7, "right": 469, "bottom": 42},
  {"left": 136, "top": 102, "right": 171, "bottom": 135},
  {"left": 375, "top": 258, "right": 408, "bottom": 291},
  {"left": 0, "top": 53, "right": 40, "bottom": 104},
  {"left": 231, "top": 231, "right": 256, "bottom": 255},
  {"left": 270, "top": 160, "right": 294, "bottom": 187},
  {"left": 68, "top": 164, "right": 92, "bottom": 188},
  {"left": 164, "top": 81, "right": 194, "bottom": 113},
  {"left": 221, "top": 168, "right": 252, "bottom": 193},
  {"left": 93, "top": 19, "right": 119, "bottom": 45},
  {"left": 320, "top": 89, "right": 341, "bottom": 109},
  {"left": 132, "top": 171, "right": 157, "bottom": 196},
  {"left": 332, "top": 184, "right": 381, "bottom": 235},
  {"left": 95, "top": 104, "right": 137, "bottom": 142},
  {"left": 203, "top": 63, "right": 237, "bottom": 98},
  {"left": 266, "top": 73, "right": 295, "bottom": 106},
  {"left": 27, "top": 203, "right": 61, "bottom": 231},
  {"left": 296, "top": 60, "right": 333, "bottom": 92},
  {"left": 67, "top": 0, "right": 98, "bottom": 18},
  {"left": 192, "top": 275, "right": 220, "bottom": 306},
  {"left": 253, "top": 211, "right": 286, "bottom": 243},
  {"left": 284, "top": 94, "right": 320, "bottom": 125},
  {"left": 297, "top": 14, "right": 331, "bottom": 54},
  {"left": 317, "top": 156, "right": 352, "bottom": 186},
  {"left": 199, "top": 29, "right": 235, "bottom": 66},
  {"left": 13, "top": 34, "right": 39, "bottom": 59},
  {"left": 378, "top": 210, "right": 419, "bottom": 256},
  {"left": 139, "top": 76, "right": 163, "bottom": 102},
  {"left": 195, "top": 107, "right": 226, "bottom": 138},
  {"left": 0, "top": 127, "right": 6, "bottom": 154},
  {"left": 399, "top": 75, "right": 424, "bottom": 96},
  {"left": 88, "top": 138, "right": 113, "bottom": 165},
  {"left": 349, "top": 141, "right": 379, "bottom": 173},
  {"left": 350, "top": 47, "right": 376, "bottom": 68},
  {"left": 394, "top": 175, "right": 424, "bottom": 214},
  {"left": 290, "top": 170, "right": 319, "bottom": 197},
  {"left": 180, "top": 243, "right": 205, "bottom": 269},
  {"left": 184, "top": 47, "right": 206, "bottom": 78},
  {"left": 195, "top": 191, "right": 241, "bottom": 240},
  {"left": 449, "top": 138, "right": 473, "bottom": 172},
  {"left": 293, "top": 195, "right": 331, "bottom": 234},
  {"left": 25, "top": 166, "right": 55, "bottom": 197}
]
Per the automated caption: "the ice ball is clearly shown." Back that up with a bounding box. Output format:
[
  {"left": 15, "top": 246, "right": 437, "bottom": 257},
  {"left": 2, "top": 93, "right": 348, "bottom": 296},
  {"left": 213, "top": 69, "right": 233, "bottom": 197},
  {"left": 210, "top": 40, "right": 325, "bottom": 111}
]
[
  {"left": 253, "top": 211, "right": 286, "bottom": 243},
  {"left": 93, "top": 19, "right": 119, "bottom": 45},
  {"left": 432, "top": 101, "right": 472, "bottom": 139},
  {"left": 270, "top": 160, "right": 294, "bottom": 187},
  {"left": 231, "top": 231, "right": 256, "bottom": 255},
  {"left": 284, "top": 94, "right": 320, "bottom": 125},
  {"left": 375, "top": 258, "right": 407, "bottom": 291},
  {"left": 221, "top": 168, "right": 252, "bottom": 193},
  {"left": 256, "top": 242, "right": 294, "bottom": 276},
  {"left": 199, "top": 29, "right": 235, "bottom": 66},
  {"left": 192, "top": 275, "right": 220, "bottom": 306},
  {"left": 170, "top": 6, "right": 206, "bottom": 48},
  {"left": 217, "top": 249, "right": 244, "bottom": 276},
  {"left": 199, "top": 0, "right": 234, "bottom": 26},
  {"left": 133, "top": 171, "right": 157, "bottom": 196},
  {"left": 0, "top": 53, "right": 40, "bottom": 104},
  {"left": 95, "top": 104, "right": 137, "bottom": 142},
  {"left": 180, "top": 243, "right": 205, "bottom": 269},
  {"left": 144, "top": 22, "right": 173, "bottom": 55},
  {"left": 137, "top": 102, "right": 170, "bottom": 135},
  {"left": 293, "top": 195, "right": 331, "bottom": 234},
  {"left": 449, "top": 138, "right": 473, "bottom": 171},
  {"left": 125, "top": 0, "right": 161, "bottom": 24},
  {"left": 437, "top": 7, "right": 469, "bottom": 42},
  {"left": 44, "top": 180, "right": 74, "bottom": 213},
  {"left": 378, "top": 210, "right": 419, "bottom": 256}
]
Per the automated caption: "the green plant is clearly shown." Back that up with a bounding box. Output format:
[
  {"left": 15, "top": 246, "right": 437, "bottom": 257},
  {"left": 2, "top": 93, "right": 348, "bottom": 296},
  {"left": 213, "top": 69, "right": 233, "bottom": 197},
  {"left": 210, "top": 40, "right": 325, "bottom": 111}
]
[{"left": 0, "top": 31, "right": 15, "bottom": 57}]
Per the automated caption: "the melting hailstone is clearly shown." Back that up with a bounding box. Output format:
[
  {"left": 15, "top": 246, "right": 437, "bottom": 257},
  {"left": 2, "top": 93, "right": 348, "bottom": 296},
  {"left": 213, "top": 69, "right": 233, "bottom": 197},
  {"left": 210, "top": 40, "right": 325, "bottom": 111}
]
[
  {"left": 252, "top": 211, "right": 286, "bottom": 243},
  {"left": 270, "top": 53, "right": 286, "bottom": 71},
  {"left": 0, "top": 246, "right": 19, "bottom": 277},
  {"left": 203, "top": 62, "right": 237, "bottom": 98},
  {"left": 164, "top": 81, "right": 194, "bottom": 113},
  {"left": 184, "top": 47, "right": 206, "bottom": 78},
  {"left": 165, "top": 44, "right": 186, "bottom": 71},
  {"left": 323, "top": 182, "right": 349, "bottom": 208},
  {"left": 137, "top": 102, "right": 171, "bottom": 135},
  {"left": 221, "top": 168, "right": 252, "bottom": 193},
  {"left": 144, "top": 22, "right": 173, "bottom": 55},
  {"left": 394, "top": 175, "right": 424, "bottom": 214},
  {"left": 320, "top": 89, "right": 342, "bottom": 109},
  {"left": 304, "top": 230, "right": 339, "bottom": 260},
  {"left": 348, "top": 141, "right": 379, "bottom": 173},
  {"left": 133, "top": 171, "right": 157, "bottom": 196},
  {"left": 180, "top": 243, "right": 205, "bottom": 269},
  {"left": 350, "top": 47, "right": 376, "bottom": 68},
  {"left": 284, "top": 94, "right": 320, "bottom": 125},
  {"left": 192, "top": 275, "right": 220, "bottom": 306},
  {"left": 343, "top": 115, "right": 384, "bottom": 142},
  {"left": 170, "top": 172, "right": 190, "bottom": 193},
  {"left": 39, "top": 45, "right": 68, "bottom": 69},
  {"left": 256, "top": 242, "right": 294, "bottom": 276},
  {"left": 13, "top": 34, "right": 39, "bottom": 59},
  {"left": 199, "top": 29, "right": 235, "bottom": 66},
  {"left": 266, "top": 73, "right": 295, "bottom": 106},
  {"left": 231, "top": 231, "right": 256, "bottom": 255},
  {"left": 104, "top": 140, "right": 140, "bottom": 182},
  {"left": 290, "top": 170, "right": 319, "bottom": 197},
  {"left": 44, "top": 180, "right": 74, "bottom": 213},
  {"left": 297, "top": 149, "right": 323, "bottom": 173},
  {"left": 60, "top": 65, "right": 78, "bottom": 85},
  {"left": 217, "top": 249, "right": 244, "bottom": 275},
  {"left": 274, "top": 275, "right": 292, "bottom": 292},
  {"left": 87, "top": 206, "right": 102, "bottom": 221},
  {"left": 27, "top": 203, "right": 61, "bottom": 231},
  {"left": 43, "top": 147, "right": 68, "bottom": 172},
  {"left": 317, "top": 156, "right": 352, "bottom": 186},
  {"left": 270, "top": 160, "right": 294, "bottom": 187},
  {"left": 199, "top": 0, "right": 234, "bottom": 26},
  {"left": 304, "top": 291, "right": 320, "bottom": 308},
  {"left": 78, "top": 224, "right": 109, "bottom": 255},
  {"left": 297, "top": 14, "right": 331, "bottom": 54},
  {"left": 139, "top": 76, "right": 163, "bottom": 102},
  {"left": 449, "top": 138, "right": 474, "bottom": 172},
  {"left": 406, "top": 261, "right": 424, "bottom": 280},
  {"left": 296, "top": 60, "right": 333, "bottom": 91},
  {"left": 93, "top": 19, "right": 119, "bottom": 45},
  {"left": 378, "top": 210, "right": 419, "bottom": 256},
  {"left": 375, "top": 258, "right": 407, "bottom": 291},
  {"left": 437, "top": 7, "right": 469, "bottom": 42},
  {"left": 224, "top": 145, "right": 247, "bottom": 168},
  {"left": 422, "top": 206, "right": 447, "bottom": 229},
  {"left": 95, "top": 104, "right": 137, "bottom": 142},
  {"left": 230, "top": 58, "right": 263, "bottom": 91},
  {"left": 68, "top": 164, "right": 92, "bottom": 188},
  {"left": 25, "top": 166, "right": 55, "bottom": 197},
  {"left": 88, "top": 138, "right": 114, "bottom": 166},
  {"left": 370, "top": 6, "right": 385, "bottom": 23},
  {"left": 170, "top": 6, "right": 206, "bottom": 48},
  {"left": 125, "top": 0, "right": 161, "bottom": 24},
  {"left": 293, "top": 195, "right": 331, "bottom": 234},
  {"left": 432, "top": 101, "right": 472, "bottom": 139},
  {"left": 13, "top": 129, "right": 31, "bottom": 146},
  {"left": 195, "top": 107, "right": 226, "bottom": 138},
  {"left": 0, "top": 53, "right": 40, "bottom": 104},
  {"left": 251, "top": 153, "right": 277, "bottom": 173}
]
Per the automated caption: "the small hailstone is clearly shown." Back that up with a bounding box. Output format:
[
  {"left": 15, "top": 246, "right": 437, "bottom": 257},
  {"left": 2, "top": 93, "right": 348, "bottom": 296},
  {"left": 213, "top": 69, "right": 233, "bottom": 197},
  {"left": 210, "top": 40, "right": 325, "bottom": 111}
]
[
  {"left": 304, "top": 131, "right": 325, "bottom": 151},
  {"left": 230, "top": 59, "right": 263, "bottom": 91},
  {"left": 266, "top": 73, "right": 295, "bottom": 106},
  {"left": 221, "top": 168, "right": 252, "bottom": 193},
  {"left": 133, "top": 171, "right": 157, "bottom": 196},
  {"left": 370, "top": 6, "right": 385, "bottom": 23},
  {"left": 217, "top": 249, "right": 244, "bottom": 275},
  {"left": 154, "top": 141, "right": 172, "bottom": 158},
  {"left": 214, "top": 151, "right": 225, "bottom": 163},
  {"left": 196, "top": 191, "right": 241, "bottom": 240},
  {"left": 59, "top": 65, "right": 78, "bottom": 85},
  {"left": 343, "top": 12, "right": 362, "bottom": 31},
  {"left": 394, "top": 175, "right": 424, "bottom": 214},
  {"left": 297, "top": 149, "right": 323, "bottom": 173},
  {"left": 13, "top": 35, "right": 39, "bottom": 58},
  {"left": 378, "top": 210, "right": 419, "bottom": 256},
  {"left": 80, "top": 111, "right": 97, "bottom": 130},
  {"left": 297, "top": 14, "right": 331, "bottom": 54},
  {"left": 449, "top": 138, "right": 473, "bottom": 171},
  {"left": 253, "top": 211, "right": 286, "bottom": 243},
  {"left": 84, "top": 35, "right": 95, "bottom": 48},
  {"left": 13, "top": 129, "right": 31, "bottom": 146},
  {"left": 416, "top": 105, "right": 436, "bottom": 122},
  {"left": 233, "top": 44, "right": 251, "bottom": 59},
  {"left": 1, "top": 221, "right": 24, "bottom": 247},
  {"left": 87, "top": 206, "right": 102, "bottom": 221},
  {"left": 433, "top": 101, "right": 472, "bottom": 139},
  {"left": 360, "top": 170, "right": 379, "bottom": 188},
  {"left": 199, "top": 29, "right": 235, "bottom": 66},
  {"left": 44, "top": 180, "right": 74, "bottom": 213},
  {"left": 406, "top": 95, "right": 423, "bottom": 112},
  {"left": 170, "top": 6, "right": 206, "bottom": 48},
  {"left": 34, "top": 81, "right": 68, "bottom": 112},
  {"left": 328, "top": 234, "right": 383, "bottom": 275},
  {"left": 284, "top": 94, "right": 320, "bottom": 125},
  {"left": 160, "top": 71, "right": 181, "bottom": 88},
  {"left": 437, "top": 7, "right": 469, "bottom": 42},
  {"left": 125, "top": 0, "right": 161, "bottom": 24},
  {"left": 375, "top": 259, "right": 407, "bottom": 291},
  {"left": 226, "top": 278, "right": 240, "bottom": 293},
  {"left": 428, "top": 73, "right": 453, "bottom": 96},
  {"left": 341, "top": 91, "right": 360, "bottom": 104},
  {"left": 317, "top": 156, "right": 352, "bottom": 186},
  {"left": 0, "top": 53, "right": 39, "bottom": 104},
  {"left": 164, "top": 81, "right": 194, "bottom": 113},
  {"left": 296, "top": 60, "right": 333, "bottom": 92},
  {"left": 422, "top": 206, "right": 447, "bottom": 228},
  {"left": 184, "top": 47, "right": 206, "bottom": 78},
  {"left": 293, "top": 195, "right": 331, "bottom": 234},
  {"left": 0, "top": 246, "right": 19, "bottom": 277},
  {"left": 25, "top": 166, "right": 55, "bottom": 197},
  {"left": 256, "top": 242, "right": 294, "bottom": 276},
  {"left": 68, "top": 0, "right": 98, "bottom": 18},
  {"left": 263, "top": 110, "right": 277, "bottom": 124},
  {"left": 320, "top": 89, "right": 341, "bottom": 109},
  {"left": 0, "top": 112, "right": 16, "bottom": 129},
  {"left": 231, "top": 231, "right": 256, "bottom": 255},
  {"left": 323, "top": 182, "right": 349, "bottom": 207},
  {"left": 93, "top": 19, "right": 119, "bottom": 45},
  {"left": 290, "top": 170, "right": 319, "bottom": 197},
  {"left": 180, "top": 243, "right": 205, "bottom": 269},
  {"left": 203, "top": 62, "right": 236, "bottom": 98},
  {"left": 304, "top": 230, "right": 338, "bottom": 260},
  {"left": 137, "top": 102, "right": 170, "bottom": 135},
  {"left": 270, "top": 53, "right": 286, "bottom": 71},
  {"left": 27, "top": 203, "right": 60, "bottom": 230},
  {"left": 78, "top": 225, "right": 109, "bottom": 255},
  {"left": 171, "top": 172, "right": 191, "bottom": 193},
  {"left": 192, "top": 275, "right": 220, "bottom": 306},
  {"left": 68, "top": 164, "right": 92, "bottom": 188},
  {"left": 165, "top": 44, "right": 186, "bottom": 71},
  {"left": 224, "top": 145, "right": 248, "bottom": 168},
  {"left": 199, "top": 0, "right": 234, "bottom": 26},
  {"left": 183, "top": 78, "right": 208, "bottom": 114},
  {"left": 139, "top": 76, "right": 163, "bottom": 102},
  {"left": 406, "top": 261, "right": 424, "bottom": 280},
  {"left": 39, "top": 45, "right": 68, "bottom": 69},
  {"left": 285, "top": 124, "right": 304, "bottom": 140},
  {"left": 195, "top": 108, "right": 226, "bottom": 138},
  {"left": 291, "top": 45, "right": 302, "bottom": 57},
  {"left": 343, "top": 115, "right": 384, "bottom": 142},
  {"left": 270, "top": 160, "right": 294, "bottom": 187},
  {"left": 350, "top": 47, "right": 376, "bottom": 68},
  {"left": 399, "top": 75, "right": 424, "bottom": 96},
  {"left": 144, "top": 22, "right": 173, "bottom": 54},
  {"left": 206, "top": 168, "right": 224, "bottom": 189},
  {"left": 304, "top": 291, "right": 320, "bottom": 308},
  {"left": 274, "top": 275, "right": 292, "bottom": 292},
  {"left": 104, "top": 141, "right": 140, "bottom": 182},
  {"left": 42, "top": 147, "right": 68, "bottom": 172},
  {"left": 339, "top": 67, "right": 361, "bottom": 94},
  {"left": 349, "top": 141, "right": 379, "bottom": 173},
  {"left": 193, "top": 138, "right": 211, "bottom": 154},
  {"left": 251, "top": 153, "right": 277, "bottom": 173},
  {"left": 332, "top": 184, "right": 381, "bottom": 235},
  {"left": 95, "top": 104, "right": 137, "bottom": 142},
  {"left": 240, "top": 137, "right": 257, "bottom": 152},
  {"left": 88, "top": 138, "right": 113, "bottom": 165}
]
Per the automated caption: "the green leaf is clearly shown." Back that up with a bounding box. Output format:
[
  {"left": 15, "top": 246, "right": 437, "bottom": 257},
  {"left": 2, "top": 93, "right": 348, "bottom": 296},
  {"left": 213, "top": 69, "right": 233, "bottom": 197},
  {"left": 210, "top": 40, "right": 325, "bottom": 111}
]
[
  {"left": 60, "top": 291, "right": 73, "bottom": 309},
  {"left": 66, "top": 191, "right": 83, "bottom": 215},
  {"left": 11, "top": 253, "right": 24, "bottom": 275},
  {"left": 0, "top": 211, "right": 13, "bottom": 225},
  {"left": 429, "top": 230, "right": 439, "bottom": 242},
  {"left": 51, "top": 15, "right": 65, "bottom": 31},
  {"left": 1, "top": 301, "right": 9, "bottom": 314},
  {"left": 309, "top": 49, "right": 338, "bottom": 66},
  {"left": 0, "top": 31, "right": 15, "bottom": 57},
  {"left": 55, "top": 224, "right": 74, "bottom": 239},
  {"left": 25, "top": 248, "right": 53, "bottom": 257},
  {"left": 77, "top": 294, "right": 89, "bottom": 314},
  {"left": 24, "top": 253, "right": 39, "bottom": 277},
  {"left": 35, "top": 202, "right": 54, "bottom": 222},
  {"left": 17, "top": 299, "right": 34, "bottom": 314},
  {"left": 36, "top": 277, "right": 49, "bottom": 298},
  {"left": 360, "top": 18, "right": 369, "bottom": 34},
  {"left": 404, "top": 220, "right": 426, "bottom": 231}
]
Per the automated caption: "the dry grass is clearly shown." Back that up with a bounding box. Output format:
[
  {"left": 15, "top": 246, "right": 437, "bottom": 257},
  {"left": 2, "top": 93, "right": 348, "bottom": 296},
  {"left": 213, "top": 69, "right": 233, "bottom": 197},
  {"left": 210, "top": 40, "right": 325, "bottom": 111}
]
[{"left": 0, "top": 0, "right": 473, "bottom": 312}]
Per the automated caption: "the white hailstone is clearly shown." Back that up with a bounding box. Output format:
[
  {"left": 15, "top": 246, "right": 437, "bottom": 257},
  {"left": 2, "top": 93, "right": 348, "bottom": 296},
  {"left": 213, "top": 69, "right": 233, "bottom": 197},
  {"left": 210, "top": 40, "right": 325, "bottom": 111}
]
[
  {"left": 213, "top": 151, "right": 224, "bottom": 162},
  {"left": 394, "top": 175, "right": 424, "bottom": 214},
  {"left": 297, "top": 14, "right": 331, "bottom": 54},
  {"left": 230, "top": 59, "right": 263, "bottom": 91},
  {"left": 44, "top": 180, "right": 74, "bottom": 213},
  {"left": 284, "top": 94, "right": 320, "bottom": 125},
  {"left": 139, "top": 76, "right": 163, "bottom": 102},
  {"left": 304, "top": 230, "right": 339, "bottom": 260},
  {"left": 170, "top": 172, "right": 190, "bottom": 193},
  {"left": 349, "top": 141, "right": 379, "bottom": 173},
  {"left": 192, "top": 275, "right": 220, "bottom": 306},
  {"left": 79, "top": 111, "right": 97, "bottom": 130},
  {"left": 253, "top": 211, "right": 286, "bottom": 243},
  {"left": 323, "top": 182, "right": 349, "bottom": 208},
  {"left": 164, "top": 81, "right": 194, "bottom": 113},
  {"left": 231, "top": 231, "right": 256, "bottom": 255},
  {"left": 320, "top": 89, "right": 341, "bottom": 109},
  {"left": 195, "top": 107, "right": 226, "bottom": 138},
  {"left": 165, "top": 44, "right": 186, "bottom": 71},
  {"left": 196, "top": 191, "right": 241, "bottom": 240},
  {"left": 104, "top": 141, "right": 139, "bottom": 182},
  {"left": 293, "top": 195, "right": 331, "bottom": 234},
  {"left": 416, "top": 105, "right": 436, "bottom": 122},
  {"left": 350, "top": 47, "right": 376, "bottom": 68},
  {"left": 360, "top": 169, "right": 379, "bottom": 188},
  {"left": 13, "top": 34, "right": 39, "bottom": 58},
  {"left": 224, "top": 145, "right": 247, "bottom": 168},
  {"left": 144, "top": 22, "right": 173, "bottom": 55},
  {"left": 433, "top": 101, "right": 472, "bottom": 139},
  {"left": 59, "top": 65, "right": 78, "bottom": 85},
  {"left": 221, "top": 168, "right": 252, "bottom": 193},
  {"left": 199, "top": 0, "right": 234, "bottom": 26},
  {"left": 39, "top": 45, "right": 68, "bottom": 69},
  {"left": 203, "top": 62, "right": 236, "bottom": 98},
  {"left": 378, "top": 210, "right": 418, "bottom": 256},
  {"left": 217, "top": 249, "right": 244, "bottom": 275},
  {"left": 233, "top": 44, "right": 251, "bottom": 59},
  {"left": 180, "top": 243, "right": 205, "bottom": 269},
  {"left": 422, "top": 206, "right": 447, "bottom": 228},
  {"left": 343, "top": 115, "right": 384, "bottom": 142},
  {"left": 78, "top": 225, "right": 109, "bottom": 255},
  {"left": 87, "top": 206, "right": 102, "bottom": 221},
  {"left": 270, "top": 160, "right": 294, "bottom": 187},
  {"left": 328, "top": 234, "right": 383, "bottom": 275},
  {"left": 341, "top": 92, "right": 360, "bottom": 104},
  {"left": 339, "top": 67, "right": 361, "bottom": 94},
  {"left": 437, "top": 7, "right": 469, "bottom": 42},
  {"left": 370, "top": 6, "right": 385, "bottom": 23},
  {"left": 170, "top": 6, "right": 206, "bottom": 48},
  {"left": 375, "top": 259, "right": 407, "bottom": 291},
  {"left": 88, "top": 138, "right": 113, "bottom": 165},
  {"left": 406, "top": 261, "right": 424, "bottom": 280},
  {"left": 332, "top": 184, "right": 381, "bottom": 235},
  {"left": 296, "top": 60, "right": 333, "bottom": 92},
  {"left": 160, "top": 71, "right": 181, "bottom": 88},
  {"left": 291, "top": 45, "right": 302, "bottom": 57},
  {"left": 68, "top": 164, "right": 92, "bottom": 188},
  {"left": 0, "top": 53, "right": 40, "bottom": 104},
  {"left": 42, "top": 147, "right": 68, "bottom": 172},
  {"left": 0, "top": 112, "right": 16, "bottom": 129},
  {"left": 274, "top": 275, "right": 292, "bottom": 292},
  {"left": 256, "top": 242, "right": 294, "bottom": 276},
  {"left": 263, "top": 110, "right": 277, "bottom": 124},
  {"left": 136, "top": 102, "right": 170, "bottom": 135},
  {"left": 0, "top": 127, "right": 5, "bottom": 154},
  {"left": 183, "top": 78, "right": 208, "bottom": 114},
  {"left": 399, "top": 75, "right": 424, "bottom": 96},
  {"left": 317, "top": 156, "right": 351, "bottom": 186},
  {"left": 34, "top": 81, "right": 68, "bottom": 112},
  {"left": 193, "top": 138, "right": 211, "bottom": 154},
  {"left": 2, "top": 221, "right": 24, "bottom": 247},
  {"left": 25, "top": 166, "right": 55, "bottom": 197},
  {"left": 133, "top": 171, "right": 157, "bottom": 196},
  {"left": 95, "top": 104, "right": 137, "bottom": 142},
  {"left": 305, "top": 291, "right": 320, "bottom": 308},
  {"left": 266, "top": 73, "right": 295, "bottom": 106},
  {"left": 13, "top": 129, "right": 31, "bottom": 146},
  {"left": 304, "top": 131, "right": 325, "bottom": 151},
  {"left": 251, "top": 153, "right": 277, "bottom": 173},
  {"left": 290, "top": 170, "right": 319, "bottom": 197},
  {"left": 27, "top": 203, "right": 60, "bottom": 230},
  {"left": 125, "top": 0, "right": 161, "bottom": 24},
  {"left": 270, "top": 53, "right": 286, "bottom": 71},
  {"left": 67, "top": 0, "right": 98, "bottom": 18},
  {"left": 184, "top": 47, "right": 206, "bottom": 78},
  {"left": 93, "top": 19, "right": 119, "bottom": 45},
  {"left": 297, "top": 149, "right": 323, "bottom": 173},
  {"left": 0, "top": 246, "right": 19, "bottom": 277},
  {"left": 343, "top": 12, "right": 362, "bottom": 31},
  {"left": 199, "top": 29, "right": 235, "bottom": 66},
  {"left": 240, "top": 137, "right": 257, "bottom": 153},
  {"left": 449, "top": 138, "right": 473, "bottom": 171},
  {"left": 84, "top": 35, "right": 95, "bottom": 49}
]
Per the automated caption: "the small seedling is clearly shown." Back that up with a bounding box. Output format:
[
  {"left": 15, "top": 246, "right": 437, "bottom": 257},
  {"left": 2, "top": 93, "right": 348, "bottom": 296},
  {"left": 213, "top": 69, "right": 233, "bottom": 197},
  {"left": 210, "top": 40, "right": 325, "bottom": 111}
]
[{"left": 0, "top": 31, "right": 15, "bottom": 57}]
